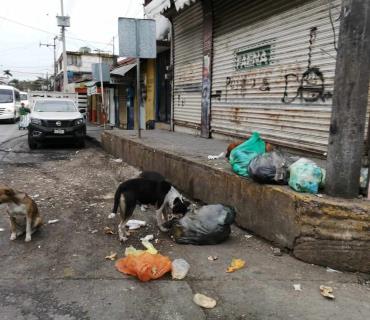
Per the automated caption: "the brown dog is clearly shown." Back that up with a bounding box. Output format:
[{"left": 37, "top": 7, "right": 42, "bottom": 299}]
[{"left": 0, "top": 186, "right": 43, "bottom": 242}]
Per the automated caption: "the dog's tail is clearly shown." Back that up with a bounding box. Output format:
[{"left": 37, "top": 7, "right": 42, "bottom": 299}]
[{"left": 112, "top": 186, "right": 122, "bottom": 214}]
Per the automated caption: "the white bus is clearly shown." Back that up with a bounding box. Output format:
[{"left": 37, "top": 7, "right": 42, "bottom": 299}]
[{"left": 0, "top": 84, "right": 21, "bottom": 123}]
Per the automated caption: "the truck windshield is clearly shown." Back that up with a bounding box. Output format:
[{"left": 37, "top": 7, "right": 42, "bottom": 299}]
[
  {"left": 20, "top": 94, "right": 28, "bottom": 100},
  {"left": 0, "top": 89, "right": 14, "bottom": 103},
  {"left": 34, "top": 100, "right": 77, "bottom": 112}
]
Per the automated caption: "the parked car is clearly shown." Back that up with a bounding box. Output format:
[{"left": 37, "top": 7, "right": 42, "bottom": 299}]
[
  {"left": 0, "top": 84, "right": 21, "bottom": 123},
  {"left": 28, "top": 98, "right": 86, "bottom": 149}
]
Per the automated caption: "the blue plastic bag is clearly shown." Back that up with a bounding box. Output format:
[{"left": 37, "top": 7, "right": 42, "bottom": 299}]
[
  {"left": 229, "top": 132, "right": 266, "bottom": 177},
  {"left": 288, "top": 158, "right": 324, "bottom": 194}
]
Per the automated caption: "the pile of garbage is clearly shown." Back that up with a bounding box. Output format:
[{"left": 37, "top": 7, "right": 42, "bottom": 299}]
[{"left": 228, "top": 131, "right": 327, "bottom": 194}]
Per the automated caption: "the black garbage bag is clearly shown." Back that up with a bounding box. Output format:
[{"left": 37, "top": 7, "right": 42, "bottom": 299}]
[
  {"left": 164, "top": 204, "right": 236, "bottom": 245},
  {"left": 248, "top": 151, "right": 290, "bottom": 184}
]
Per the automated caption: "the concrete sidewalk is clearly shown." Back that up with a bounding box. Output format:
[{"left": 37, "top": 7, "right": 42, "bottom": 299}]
[
  {"left": 101, "top": 128, "right": 370, "bottom": 273},
  {"left": 86, "top": 123, "right": 105, "bottom": 144}
]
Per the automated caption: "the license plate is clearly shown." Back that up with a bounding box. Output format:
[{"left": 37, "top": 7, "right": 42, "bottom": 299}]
[{"left": 54, "top": 129, "right": 65, "bottom": 134}]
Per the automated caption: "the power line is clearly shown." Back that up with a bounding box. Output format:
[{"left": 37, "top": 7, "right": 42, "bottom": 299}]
[{"left": 0, "top": 16, "right": 112, "bottom": 46}]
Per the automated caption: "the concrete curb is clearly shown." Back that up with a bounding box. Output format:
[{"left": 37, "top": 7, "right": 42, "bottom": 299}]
[{"left": 101, "top": 130, "right": 370, "bottom": 273}]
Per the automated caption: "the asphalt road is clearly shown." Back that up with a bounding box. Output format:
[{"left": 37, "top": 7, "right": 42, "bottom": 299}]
[{"left": 0, "top": 123, "right": 369, "bottom": 320}]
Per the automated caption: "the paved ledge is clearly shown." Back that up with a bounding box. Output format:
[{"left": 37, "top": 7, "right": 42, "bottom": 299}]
[{"left": 101, "top": 129, "right": 370, "bottom": 273}]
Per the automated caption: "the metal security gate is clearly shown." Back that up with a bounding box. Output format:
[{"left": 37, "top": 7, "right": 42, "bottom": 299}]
[
  {"left": 211, "top": 0, "right": 342, "bottom": 154},
  {"left": 173, "top": 2, "right": 203, "bottom": 132}
]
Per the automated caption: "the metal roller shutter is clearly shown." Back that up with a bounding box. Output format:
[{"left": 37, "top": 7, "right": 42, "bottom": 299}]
[
  {"left": 211, "top": 0, "right": 343, "bottom": 154},
  {"left": 173, "top": 2, "right": 203, "bottom": 131}
]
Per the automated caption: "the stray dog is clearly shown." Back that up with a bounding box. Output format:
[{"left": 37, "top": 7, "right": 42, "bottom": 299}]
[
  {"left": 109, "top": 171, "right": 189, "bottom": 241},
  {"left": 0, "top": 186, "right": 43, "bottom": 242}
]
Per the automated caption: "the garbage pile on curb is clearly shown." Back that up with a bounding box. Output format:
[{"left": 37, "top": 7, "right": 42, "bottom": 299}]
[{"left": 227, "top": 131, "right": 327, "bottom": 195}]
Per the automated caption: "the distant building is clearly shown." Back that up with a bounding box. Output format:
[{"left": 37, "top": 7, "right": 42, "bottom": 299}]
[{"left": 55, "top": 48, "right": 117, "bottom": 92}]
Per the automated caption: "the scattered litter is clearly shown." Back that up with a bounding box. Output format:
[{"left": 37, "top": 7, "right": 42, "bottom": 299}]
[
  {"left": 38, "top": 245, "right": 41, "bottom": 249},
  {"left": 248, "top": 151, "right": 290, "bottom": 184},
  {"left": 193, "top": 293, "right": 217, "bottom": 309},
  {"left": 244, "top": 234, "right": 253, "bottom": 239},
  {"left": 89, "top": 203, "right": 97, "bottom": 207},
  {"left": 320, "top": 285, "right": 335, "bottom": 299},
  {"left": 48, "top": 219, "right": 59, "bottom": 224},
  {"left": 315, "top": 194, "right": 324, "bottom": 198},
  {"left": 105, "top": 252, "right": 118, "bottom": 261},
  {"left": 208, "top": 256, "right": 218, "bottom": 261},
  {"left": 140, "top": 205, "right": 148, "bottom": 212},
  {"left": 229, "top": 132, "right": 266, "bottom": 177},
  {"left": 0, "top": 228, "right": 4, "bottom": 232},
  {"left": 293, "top": 284, "right": 302, "bottom": 291},
  {"left": 102, "top": 193, "right": 114, "bottom": 200},
  {"left": 140, "top": 234, "right": 154, "bottom": 241},
  {"left": 126, "top": 219, "right": 147, "bottom": 230},
  {"left": 171, "top": 259, "right": 190, "bottom": 280},
  {"left": 116, "top": 252, "right": 172, "bottom": 282},
  {"left": 326, "top": 267, "right": 342, "bottom": 273},
  {"left": 208, "top": 152, "right": 225, "bottom": 160},
  {"left": 288, "top": 158, "right": 325, "bottom": 194},
  {"left": 91, "top": 229, "right": 98, "bottom": 234},
  {"left": 112, "top": 158, "right": 123, "bottom": 163},
  {"left": 226, "top": 258, "right": 245, "bottom": 273},
  {"left": 125, "top": 240, "right": 158, "bottom": 256},
  {"left": 33, "top": 194, "right": 40, "bottom": 198},
  {"left": 104, "top": 226, "right": 115, "bottom": 235},
  {"left": 75, "top": 151, "right": 79, "bottom": 154},
  {"left": 167, "top": 204, "right": 235, "bottom": 245},
  {"left": 272, "top": 247, "right": 283, "bottom": 256}
]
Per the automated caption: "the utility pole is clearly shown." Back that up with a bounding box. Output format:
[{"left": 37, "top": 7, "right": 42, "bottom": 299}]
[
  {"left": 326, "top": 0, "right": 370, "bottom": 198},
  {"left": 95, "top": 49, "right": 106, "bottom": 129},
  {"left": 58, "top": 0, "right": 69, "bottom": 93},
  {"left": 39, "top": 37, "right": 57, "bottom": 91}
]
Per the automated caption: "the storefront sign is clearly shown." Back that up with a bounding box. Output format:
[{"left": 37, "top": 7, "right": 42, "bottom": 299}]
[{"left": 235, "top": 43, "right": 273, "bottom": 71}]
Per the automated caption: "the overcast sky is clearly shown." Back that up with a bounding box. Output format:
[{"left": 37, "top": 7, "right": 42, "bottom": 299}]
[{"left": 0, "top": 0, "right": 143, "bottom": 80}]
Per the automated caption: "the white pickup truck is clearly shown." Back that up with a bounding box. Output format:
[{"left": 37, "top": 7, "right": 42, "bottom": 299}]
[{"left": 28, "top": 94, "right": 86, "bottom": 149}]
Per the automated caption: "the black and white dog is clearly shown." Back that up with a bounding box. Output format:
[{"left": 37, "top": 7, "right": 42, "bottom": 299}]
[{"left": 109, "top": 171, "right": 189, "bottom": 241}]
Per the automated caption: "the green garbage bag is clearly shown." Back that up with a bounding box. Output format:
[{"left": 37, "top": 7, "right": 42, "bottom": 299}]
[
  {"left": 229, "top": 132, "right": 266, "bottom": 177},
  {"left": 288, "top": 158, "right": 324, "bottom": 194}
]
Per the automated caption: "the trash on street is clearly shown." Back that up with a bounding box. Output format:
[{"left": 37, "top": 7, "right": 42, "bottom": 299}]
[
  {"left": 166, "top": 204, "right": 235, "bottom": 245},
  {"left": 124, "top": 240, "right": 158, "bottom": 256},
  {"left": 229, "top": 131, "right": 266, "bottom": 177},
  {"left": 320, "top": 285, "right": 335, "bottom": 299},
  {"left": 47, "top": 219, "right": 60, "bottom": 224},
  {"left": 208, "top": 256, "right": 218, "bottom": 261},
  {"left": 140, "top": 234, "right": 154, "bottom": 241},
  {"left": 294, "top": 284, "right": 302, "bottom": 291},
  {"left": 115, "top": 252, "right": 172, "bottom": 282},
  {"left": 105, "top": 252, "right": 118, "bottom": 261},
  {"left": 226, "top": 258, "right": 245, "bottom": 273},
  {"left": 288, "top": 158, "right": 325, "bottom": 194},
  {"left": 193, "top": 293, "right": 217, "bottom": 309},
  {"left": 171, "top": 258, "right": 190, "bottom": 280},
  {"left": 126, "top": 219, "right": 147, "bottom": 230},
  {"left": 207, "top": 152, "right": 225, "bottom": 160},
  {"left": 104, "top": 226, "right": 115, "bottom": 235},
  {"left": 326, "top": 267, "right": 342, "bottom": 273}
]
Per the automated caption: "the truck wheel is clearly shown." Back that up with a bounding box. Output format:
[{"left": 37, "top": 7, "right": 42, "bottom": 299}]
[{"left": 28, "top": 135, "right": 37, "bottom": 150}]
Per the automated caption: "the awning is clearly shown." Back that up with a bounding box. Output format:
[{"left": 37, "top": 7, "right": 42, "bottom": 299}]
[{"left": 110, "top": 63, "right": 137, "bottom": 77}]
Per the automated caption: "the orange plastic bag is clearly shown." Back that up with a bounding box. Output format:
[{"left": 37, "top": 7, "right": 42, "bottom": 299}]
[{"left": 115, "top": 252, "right": 172, "bottom": 282}]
